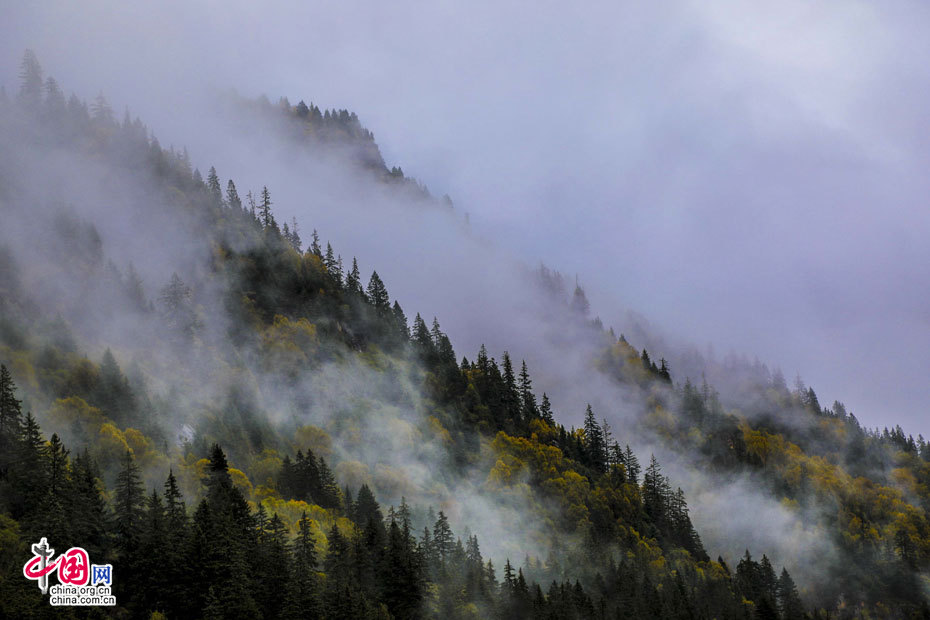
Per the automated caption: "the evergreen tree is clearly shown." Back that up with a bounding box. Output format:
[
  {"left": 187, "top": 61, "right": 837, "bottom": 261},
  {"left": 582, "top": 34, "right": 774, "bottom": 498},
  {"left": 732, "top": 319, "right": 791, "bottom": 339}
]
[
  {"left": 324, "top": 243, "right": 338, "bottom": 279},
  {"left": 539, "top": 392, "right": 554, "bottom": 425},
  {"left": 777, "top": 567, "right": 804, "bottom": 620},
  {"left": 286, "top": 511, "right": 319, "bottom": 618},
  {"left": 226, "top": 179, "right": 242, "bottom": 211},
  {"left": 642, "top": 455, "right": 670, "bottom": 527},
  {"left": 259, "top": 185, "right": 273, "bottom": 227},
  {"left": 114, "top": 450, "right": 144, "bottom": 552},
  {"left": 570, "top": 283, "right": 590, "bottom": 316},
  {"left": 206, "top": 167, "right": 223, "bottom": 205},
  {"left": 433, "top": 510, "right": 454, "bottom": 568},
  {"left": 518, "top": 360, "right": 538, "bottom": 419},
  {"left": 346, "top": 257, "right": 364, "bottom": 296},
  {"left": 69, "top": 450, "right": 108, "bottom": 558},
  {"left": 392, "top": 301, "right": 409, "bottom": 340},
  {"left": 91, "top": 92, "right": 113, "bottom": 125},
  {"left": 0, "top": 365, "right": 22, "bottom": 472},
  {"left": 136, "top": 489, "right": 167, "bottom": 613},
  {"left": 18, "top": 49, "right": 43, "bottom": 108},
  {"left": 289, "top": 217, "right": 302, "bottom": 252},
  {"left": 367, "top": 271, "right": 390, "bottom": 314},
  {"left": 412, "top": 314, "right": 434, "bottom": 356},
  {"left": 583, "top": 404, "right": 607, "bottom": 472},
  {"left": 501, "top": 352, "right": 521, "bottom": 427},
  {"left": 623, "top": 445, "right": 641, "bottom": 484}
]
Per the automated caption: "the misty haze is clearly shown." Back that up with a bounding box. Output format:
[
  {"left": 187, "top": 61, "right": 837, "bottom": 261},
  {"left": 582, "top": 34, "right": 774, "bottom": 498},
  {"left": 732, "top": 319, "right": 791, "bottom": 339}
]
[{"left": 2, "top": 2, "right": 930, "bottom": 619}]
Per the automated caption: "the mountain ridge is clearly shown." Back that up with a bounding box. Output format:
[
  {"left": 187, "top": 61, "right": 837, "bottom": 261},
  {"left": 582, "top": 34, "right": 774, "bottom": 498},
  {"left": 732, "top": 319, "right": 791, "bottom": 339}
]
[{"left": 1, "top": 50, "right": 928, "bottom": 619}]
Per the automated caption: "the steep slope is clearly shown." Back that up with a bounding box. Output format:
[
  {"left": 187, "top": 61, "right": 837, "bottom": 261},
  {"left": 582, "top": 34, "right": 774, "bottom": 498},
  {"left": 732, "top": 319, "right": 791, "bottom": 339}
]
[{"left": 0, "top": 51, "right": 927, "bottom": 620}]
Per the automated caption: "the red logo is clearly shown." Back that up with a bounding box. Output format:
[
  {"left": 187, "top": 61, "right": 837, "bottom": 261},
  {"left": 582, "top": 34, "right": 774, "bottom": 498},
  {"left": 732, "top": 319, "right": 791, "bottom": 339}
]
[{"left": 23, "top": 538, "right": 93, "bottom": 592}]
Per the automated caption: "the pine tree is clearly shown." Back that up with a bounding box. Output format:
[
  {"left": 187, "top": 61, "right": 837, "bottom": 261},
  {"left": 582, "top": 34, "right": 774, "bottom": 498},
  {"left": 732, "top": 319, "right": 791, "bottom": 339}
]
[
  {"left": 433, "top": 510, "right": 454, "bottom": 568},
  {"left": 114, "top": 450, "right": 145, "bottom": 552},
  {"left": 392, "top": 301, "right": 409, "bottom": 340},
  {"left": 226, "top": 179, "right": 242, "bottom": 211},
  {"left": 324, "top": 242, "right": 338, "bottom": 276},
  {"left": 289, "top": 217, "right": 302, "bottom": 251},
  {"left": 256, "top": 512, "right": 290, "bottom": 619},
  {"left": 412, "top": 314, "right": 433, "bottom": 356},
  {"left": 137, "top": 489, "right": 167, "bottom": 613},
  {"left": 0, "top": 365, "right": 23, "bottom": 471},
  {"left": 658, "top": 358, "right": 671, "bottom": 382},
  {"left": 570, "top": 283, "right": 590, "bottom": 316},
  {"left": 518, "top": 361, "right": 538, "bottom": 419},
  {"left": 346, "top": 258, "right": 363, "bottom": 296},
  {"left": 539, "top": 393, "right": 554, "bottom": 425},
  {"left": 43, "top": 76, "right": 65, "bottom": 118},
  {"left": 776, "top": 568, "right": 804, "bottom": 620},
  {"left": 91, "top": 92, "right": 113, "bottom": 124},
  {"left": 286, "top": 511, "right": 319, "bottom": 618},
  {"left": 642, "top": 455, "right": 670, "bottom": 527},
  {"left": 501, "top": 352, "right": 521, "bottom": 427},
  {"left": 259, "top": 186, "right": 273, "bottom": 227},
  {"left": 36, "top": 433, "right": 71, "bottom": 546},
  {"left": 69, "top": 450, "right": 108, "bottom": 558},
  {"left": 206, "top": 167, "right": 223, "bottom": 205},
  {"left": 367, "top": 271, "right": 390, "bottom": 314},
  {"left": 18, "top": 50, "right": 43, "bottom": 108},
  {"left": 583, "top": 404, "right": 607, "bottom": 472},
  {"left": 623, "top": 445, "right": 641, "bottom": 484},
  {"left": 160, "top": 469, "right": 190, "bottom": 618},
  {"left": 13, "top": 412, "right": 46, "bottom": 519},
  {"left": 159, "top": 273, "right": 200, "bottom": 339},
  {"left": 316, "top": 458, "right": 342, "bottom": 510}
]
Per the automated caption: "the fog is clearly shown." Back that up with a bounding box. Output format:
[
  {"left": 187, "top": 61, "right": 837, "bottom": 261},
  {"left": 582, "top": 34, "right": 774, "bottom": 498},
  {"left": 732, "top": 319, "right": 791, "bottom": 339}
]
[
  {"left": 2, "top": 0, "right": 929, "bottom": 594},
  {"left": 6, "top": 0, "right": 929, "bottom": 437},
  {"left": 4, "top": 1, "right": 929, "bottom": 433}
]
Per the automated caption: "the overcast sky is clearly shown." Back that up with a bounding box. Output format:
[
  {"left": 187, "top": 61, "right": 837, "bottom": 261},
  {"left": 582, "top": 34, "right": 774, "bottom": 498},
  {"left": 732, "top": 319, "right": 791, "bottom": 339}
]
[{"left": 3, "top": 0, "right": 930, "bottom": 434}]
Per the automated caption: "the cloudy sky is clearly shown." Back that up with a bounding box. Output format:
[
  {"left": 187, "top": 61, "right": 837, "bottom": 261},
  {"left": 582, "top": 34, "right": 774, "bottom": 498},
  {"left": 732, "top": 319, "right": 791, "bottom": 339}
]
[{"left": 3, "top": 0, "right": 930, "bottom": 433}]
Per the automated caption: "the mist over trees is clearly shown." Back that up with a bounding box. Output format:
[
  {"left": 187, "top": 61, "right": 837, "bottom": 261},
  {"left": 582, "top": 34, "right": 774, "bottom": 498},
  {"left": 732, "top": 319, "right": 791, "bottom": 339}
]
[{"left": 1, "top": 50, "right": 930, "bottom": 620}]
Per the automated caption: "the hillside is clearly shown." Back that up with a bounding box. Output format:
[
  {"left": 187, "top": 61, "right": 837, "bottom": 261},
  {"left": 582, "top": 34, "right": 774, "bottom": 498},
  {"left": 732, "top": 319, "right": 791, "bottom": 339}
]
[{"left": 1, "top": 51, "right": 929, "bottom": 620}]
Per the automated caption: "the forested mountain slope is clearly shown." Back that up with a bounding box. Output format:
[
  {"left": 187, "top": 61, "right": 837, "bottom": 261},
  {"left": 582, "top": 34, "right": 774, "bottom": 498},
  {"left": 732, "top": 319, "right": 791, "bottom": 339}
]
[{"left": 1, "top": 51, "right": 928, "bottom": 620}]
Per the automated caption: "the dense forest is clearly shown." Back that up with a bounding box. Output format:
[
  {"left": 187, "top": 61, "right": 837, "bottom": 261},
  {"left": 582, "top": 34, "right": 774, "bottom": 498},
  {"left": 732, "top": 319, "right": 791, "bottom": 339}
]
[{"left": 1, "top": 51, "right": 929, "bottom": 619}]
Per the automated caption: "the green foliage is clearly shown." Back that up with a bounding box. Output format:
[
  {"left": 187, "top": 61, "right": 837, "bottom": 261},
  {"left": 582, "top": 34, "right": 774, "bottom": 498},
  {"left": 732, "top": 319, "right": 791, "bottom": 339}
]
[{"left": 5, "top": 49, "right": 930, "bottom": 619}]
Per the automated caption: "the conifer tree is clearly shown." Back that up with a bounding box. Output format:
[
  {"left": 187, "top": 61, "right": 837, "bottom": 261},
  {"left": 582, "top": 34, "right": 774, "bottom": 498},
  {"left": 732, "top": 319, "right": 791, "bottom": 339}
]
[
  {"left": 642, "top": 455, "right": 670, "bottom": 526},
  {"left": 570, "top": 283, "right": 590, "bottom": 316},
  {"left": 367, "top": 271, "right": 390, "bottom": 314},
  {"left": 412, "top": 314, "right": 433, "bottom": 356},
  {"left": 114, "top": 450, "right": 145, "bottom": 552},
  {"left": 539, "top": 392, "right": 554, "bottom": 425},
  {"left": 91, "top": 92, "right": 113, "bottom": 125},
  {"left": 18, "top": 50, "right": 43, "bottom": 108},
  {"left": 392, "top": 301, "right": 409, "bottom": 340},
  {"left": 324, "top": 242, "right": 337, "bottom": 275},
  {"left": 136, "top": 489, "right": 167, "bottom": 613},
  {"left": 346, "top": 257, "right": 363, "bottom": 296},
  {"left": 518, "top": 360, "right": 538, "bottom": 419},
  {"left": 69, "top": 450, "right": 108, "bottom": 557},
  {"left": 286, "top": 511, "right": 319, "bottom": 618},
  {"left": 289, "top": 217, "right": 302, "bottom": 251},
  {"left": 433, "top": 511, "right": 454, "bottom": 568},
  {"left": 501, "top": 352, "right": 521, "bottom": 427},
  {"left": 623, "top": 445, "right": 641, "bottom": 484},
  {"left": 0, "top": 365, "right": 22, "bottom": 469},
  {"left": 226, "top": 179, "right": 242, "bottom": 211},
  {"left": 777, "top": 568, "right": 804, "bottom": 620},
  {"left": 206, "top": 167, "right": 223, "bottom": 205},
  {"left": 259, "top": 186, "right": 273, "bottom": 227},
  {"left": 583, "top": 404, "right": 607, "bottom": 472}
]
